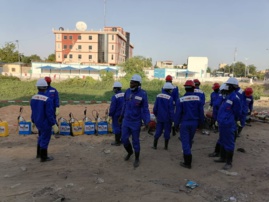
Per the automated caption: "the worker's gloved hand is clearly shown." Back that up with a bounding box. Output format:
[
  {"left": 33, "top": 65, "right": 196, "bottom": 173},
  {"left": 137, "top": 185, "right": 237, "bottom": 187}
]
[
  {"left": 32, "top": 122, "right": 36, "bottom": 129},
  {"left": 52, "top": 124, "right": 59, "bottom": 134},
  {"left": 237, "top": 121, "right": 241, "bottom": 127},
  {"left": 118, "top": 116, "right": 123, "bottom": 124},
  {"left": 55, "top": 107, "right": 60, "bottom": 116},
  {"left": 215, "top": 121, "right": 218, "bottom": 127}
]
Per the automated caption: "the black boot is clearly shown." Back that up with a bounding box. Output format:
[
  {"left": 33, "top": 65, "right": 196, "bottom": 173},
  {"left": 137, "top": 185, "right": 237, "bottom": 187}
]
[
  {"left": 223, "top": 151, "right": 233, "bottom": 170},
  {"left": 164, "top": 139, "right": 169, "bottom": 150},
  {"left": 40, "top": 149, "right": 54, "bottom": 162},
  {"left": 208, "top": 143, "right": 220, "bottom": 157},
  {"left": 36, "top": 145, "right": 40, "bottom": 158},
  {"left": 172, "top": 126, "right": 176, "bottom": 136},
  {"left": 124, "top": 144, "right": 133, "bottom": 161},
  {"left": 237, "top": 126, "right": 243, "bottom": 137},
  {"left": 152, "top": 138, "right": 158, "bottom": 150},
  {"left": 180, "top": 154, "right": 192, "bottom": 169},
  {"left": 133, "top": 152, "right": 140, "bottom": 168},
  {"left": 214, "top": 146, "right": 226, "bottom": 163},
  {"left": 111, "top": 134, "right": 121, "bottom": 146}
]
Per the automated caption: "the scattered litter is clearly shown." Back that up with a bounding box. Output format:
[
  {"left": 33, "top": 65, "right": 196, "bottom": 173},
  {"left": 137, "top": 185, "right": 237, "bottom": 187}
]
[
  {"left": 4, "top": 174, "right": 10, "bottom": 178},
  {"left": 20, "top": 166, "right": 27, "bottom": 171},
  {"left": 10, "top": 183, "right": 21, "bottom": 189},
  {"left": 219, "top": 170, "right": 238, "bottom": 176},
  {"left": 202, "top": 130, "right": 210, "bottom": 135},
  {"left": 104, "top": 149, "right": 111, "bottom": 154},
  {"left": 96, "top": 177, "right": 104, "bottom": 184},
  {"left": 237, "top": 148, "right": 246, "bottom": 153},
  {"left": 229, "top": 196, "right": 237, "bottom": 201},
  {"left": 185, "top": 180, "right": 199, "bottom": 189},
  {"left": 65, "top": 183, "right": 74, "bottom": 188}
]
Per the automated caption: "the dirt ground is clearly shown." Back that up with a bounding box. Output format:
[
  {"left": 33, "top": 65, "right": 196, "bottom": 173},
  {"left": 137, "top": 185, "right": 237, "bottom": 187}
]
[{"left": 0, "top": 101, "right": 269, "bottom": 202}]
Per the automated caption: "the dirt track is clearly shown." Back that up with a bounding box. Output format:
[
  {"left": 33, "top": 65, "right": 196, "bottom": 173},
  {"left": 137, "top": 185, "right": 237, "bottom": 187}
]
[{"left": 0, "top": 103, "right": 269, "bottom": 202}]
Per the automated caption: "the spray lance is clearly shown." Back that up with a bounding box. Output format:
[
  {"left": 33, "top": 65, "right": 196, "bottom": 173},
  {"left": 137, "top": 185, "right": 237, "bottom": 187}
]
[
  {"left": 92, "top": 110, "right": 100, "bottom": 135},
  {"left": 69, "top": 113, "right": 75, "bottom": 136}
]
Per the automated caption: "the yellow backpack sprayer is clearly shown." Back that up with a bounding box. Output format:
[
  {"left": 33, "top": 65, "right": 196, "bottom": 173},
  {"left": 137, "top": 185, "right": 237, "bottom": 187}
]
[
  {"left": 69, "top": 112, "right": 84, "bottom": 136},
  {"left": 0, "top": 118, "right": 9, "bottom": 137}
]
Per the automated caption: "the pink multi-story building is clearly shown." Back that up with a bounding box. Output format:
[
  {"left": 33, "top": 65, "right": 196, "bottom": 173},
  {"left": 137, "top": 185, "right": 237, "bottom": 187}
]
[{"left": 53, "top": 26, "right": 133, "bottom": 66}]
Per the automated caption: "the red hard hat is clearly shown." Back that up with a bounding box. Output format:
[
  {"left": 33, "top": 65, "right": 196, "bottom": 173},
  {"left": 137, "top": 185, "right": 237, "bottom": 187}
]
[
  {"left": 193, "top": 79, "right": 200, "bottom": 85},
  {"left": 44, "top": 76, "right": 52, "bottom": 83},
  {"left": 165, "top": 75, "right": 173, "bottom": 82},
  {"left": 245, "top": 87, "right": 253, "bottom": 97},
  {"left": 184, "top": 80, "right": 195, "bottom": 88},
  {"left": 212, "top": 83, "right": 220, "bottom": 90}
]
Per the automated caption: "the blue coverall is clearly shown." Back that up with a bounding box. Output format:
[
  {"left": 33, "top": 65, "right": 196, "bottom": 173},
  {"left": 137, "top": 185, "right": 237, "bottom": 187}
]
[
  {"left": 46, "top": 86, "right": 60, "bottom": 116},
  {"left": 210, "top": 91, "right": 220, "bottom": 121},
  {"left": 240, "top": 93, "right": 254, "bottom": 127},
  {"left": 121, "top": 88, "right": 150, "bottom": 152},
  {"left": 31, "top": 92, "right": 57, "bottom": 149},
  {"left": 194, "top": 87, "right": 205, "bottom": 105},
  {"left": 174, "top": 92, "right": 204, "bottom": 155},
  {"left": 153, "top": 89, "right": 174, "bottom": 140},
  {"left": 217, "top": 92, "right": 241, "bottom": 152},
  {"left": 109, "top": 91, "right": 124, "bottom": 134}
]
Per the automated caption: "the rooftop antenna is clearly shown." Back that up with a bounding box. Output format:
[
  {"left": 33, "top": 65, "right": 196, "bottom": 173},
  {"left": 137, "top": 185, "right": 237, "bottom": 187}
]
[{"left": 104, "top": 0, "right": 106, "bottom": 28}]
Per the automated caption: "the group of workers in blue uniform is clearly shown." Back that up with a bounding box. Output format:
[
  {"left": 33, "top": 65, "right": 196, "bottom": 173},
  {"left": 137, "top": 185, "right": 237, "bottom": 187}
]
[
  {"left": 30, "top": 73, "right": 254, "bottom": 171},
  {"left": 208, "top": 77, "right": 254, "bottom": 170}
]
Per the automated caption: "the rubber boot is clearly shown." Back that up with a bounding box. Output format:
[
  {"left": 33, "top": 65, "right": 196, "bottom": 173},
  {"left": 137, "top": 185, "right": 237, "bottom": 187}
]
[
  {"left": 111, "top": 134, "right": 121, "bottom": 146},
  {"left": 152, "top": 138, "right": 158, "bottom": 150},
  {"left": 223, "top": 151, "right": 233, "bottom": 170},
  {"left": 180, "top": 154, "right": 192, "bottom": 169},
  {"left": 124, "top": 144, "right": 133, "bottom": 161},
  {"left": 172, "top": 126, "right": 176, "bottom": 136},
  {"left": 133, "top": 152, "right": 140, "bottom": 168},
  {"left": 164, "top": 139, "right": 169, "bottom": 150},
  {"left": 40, "top": 149, "right": 54, "bottom": 162},
  {"left": 214, "top": 146, "right": 226, "bottom": 163},
  {"left": 36, "top": 145, "right": 41, "bottom": 158},
  {"left": 208, "top": 143, "right": 220, "bottom": 157},
  {"left": 237, "top": 126, "right": 243, "bottom": 137}
]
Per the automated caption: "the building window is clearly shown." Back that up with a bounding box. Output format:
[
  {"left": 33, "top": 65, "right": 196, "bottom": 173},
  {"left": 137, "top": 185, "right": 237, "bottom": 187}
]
[
  {"left": 112, "top": 45, "right": 114, "bottom": 50},
  {"left": 69, "top": 45, "right": 72, "bottom": 49},
  {"left": 78, "top": 36, "right": 81, "bottom": 40},
  {"left": 58, "top": 53, "right": 60, "bottom": 58},
  {"left": 111, "top": 54, "right": 114, "bottom": 60},
  {"left": 88, "top": 45, "right": 92, "bottom": 50},
  {"left": 12, "top": 68, "right": 15, "bottom": 72},
  {"left": 89, "top": 36, "right": 92, "bottom": 40},
  {"left": 69, "top": 54, "right": 73, "bottom": 59},
  {"left": 64, "top": 54, "right": 67, "bottom": 58},
  {"left": 89, "top": 55, "right": 92, "bottom": 60},
  {"left": 69, "top": 36, "right": 72, "bottom": 39},
  {"left": 78, "top": 45, "right": 82, "bottom": 50},
  {"left": 63, "top": 45, "right": 67, "bottom": 49},
  {"left": 112, "top": 35, "right": 114, "bottom": 40},
  {"left": 64, "top": 35, "right": 67, "bottom": 39},
  {"left": 57, "top": 34, "right": 60, "bottom": 40},
  {"left": 57, "top": 43, "right": 60, "bottom": 49},
  {"left": 78, "top": 55, "right": 82, "bottom": 59}
]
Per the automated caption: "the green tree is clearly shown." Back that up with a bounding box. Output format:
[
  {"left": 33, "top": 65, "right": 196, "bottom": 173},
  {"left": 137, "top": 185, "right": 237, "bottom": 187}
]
[
  {"left": 46, "top": 54, "right": 56, "bottom": 62},
  {"left": 0, "top": 42, "right": 19, "bottom": 63},
  {"left": 247, "top": 64, "right": 257, "bottom": 75},
  {"left": 119, "top": 56, "right": 152, "bottom": 78},
  {"left": 206, "top": 67, "right": 212, "bottom": 73},
  {"left": 21, "top": 54, "right": 42, "bottom": 64}
]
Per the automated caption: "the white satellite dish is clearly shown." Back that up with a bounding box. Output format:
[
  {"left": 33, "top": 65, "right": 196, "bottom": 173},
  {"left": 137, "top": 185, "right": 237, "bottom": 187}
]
[{"left": 76, "top": 21, "right": 87, "bottom": 31}]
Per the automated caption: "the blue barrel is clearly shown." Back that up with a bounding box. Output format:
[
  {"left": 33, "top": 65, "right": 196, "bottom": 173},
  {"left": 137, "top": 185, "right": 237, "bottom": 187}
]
[
  {"left": 19, "top": 121, "right": 32, "bottom": 135},
  {"left": 59, "top": 122, "right": 71, "bottom": 136},
  {"left": 84, "top": 121, "right": 95, "bottom": 135},
  {"left": 97, "top": 121, "right": 108, "bottom": 135}
]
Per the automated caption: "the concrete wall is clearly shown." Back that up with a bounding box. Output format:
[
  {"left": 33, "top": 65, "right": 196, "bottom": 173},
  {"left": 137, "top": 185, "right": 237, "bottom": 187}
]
[{"left": 187, "top": 57, "right": 208, "bottom": 78}]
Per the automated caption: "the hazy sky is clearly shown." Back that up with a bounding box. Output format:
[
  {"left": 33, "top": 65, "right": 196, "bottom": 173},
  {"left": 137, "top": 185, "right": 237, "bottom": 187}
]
[{"left": 1, "top": 0, "right": 269, "bottom": 70}]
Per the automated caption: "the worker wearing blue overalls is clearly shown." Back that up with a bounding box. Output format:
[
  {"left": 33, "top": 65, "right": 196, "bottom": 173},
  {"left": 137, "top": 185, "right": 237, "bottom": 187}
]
[
  {"left": 215, "top": 80, "right": 241, "bottom": 170},
  {"left": 109, "top": 81, "right": 124, "bottom": 146},
  {"left": 174, "top": 80, "right": 204, "bottom": 169},
  {"left": 31, "top": 78, "right": 59, "bottom": 162},
  {"left": 165, "top": 75, "right": 179, "bottom": 136},
  {"left": 193, "top": 79, "right": 205, "bottom": 105},
  {"left": 45, "top": 77, "right": 60, "bottom": 118},
  {"left": 152, "top": 82, "right": 174, "bottom": 150},
  {"left": 119, "top": 74, "right": 150, "bottom": 168},
  {"left": 210, "top": 83, "right": 220, "bottom": 123},
  {"left": 208, "top": 83, "right": 227, "bottom": 158},
  {"left": 238, "top": 87, "right": 254, "bottom": 136}
]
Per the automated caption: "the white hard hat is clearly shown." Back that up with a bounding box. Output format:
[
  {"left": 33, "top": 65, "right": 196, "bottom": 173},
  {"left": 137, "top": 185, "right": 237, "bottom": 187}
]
[
  {"left": 163, "top": 82, "right": 174, "bottom": 89},
  {"left": 131, "top": 74, "right": 142, "bottom": 84},
  {"left": 113, "top": 81, "right": 122, "bottom": 88},
  {"left": 36, "top": 78, "right": 48, "bottom": 87},
  {"left": 226, "top": 77, "right": 239, "bottom": 86},
  {"left": 219, "top": 83, "right": 229, "bottom": 91}
]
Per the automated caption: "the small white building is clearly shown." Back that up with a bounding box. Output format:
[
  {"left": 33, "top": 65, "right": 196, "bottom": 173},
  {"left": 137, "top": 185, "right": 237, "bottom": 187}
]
[{"left": 187, "top": 57, "right": 208, "bottom": 78}]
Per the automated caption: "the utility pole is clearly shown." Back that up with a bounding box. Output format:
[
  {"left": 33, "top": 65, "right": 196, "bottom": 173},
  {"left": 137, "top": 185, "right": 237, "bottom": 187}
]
[
  {"left": 15, "top": 40, "right": 20, "bottom": 63},
  {"left": 233, "top": 47, "right": 237, "bottom": 76}
]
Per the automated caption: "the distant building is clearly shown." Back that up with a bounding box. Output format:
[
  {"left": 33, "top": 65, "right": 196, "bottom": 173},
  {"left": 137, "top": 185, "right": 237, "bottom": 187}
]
[
  {"left": 187, "top": 57, "right": 209, "bottom": 78},
  {"left": 53, "top": 25, "right": 133, "bottom": 66},
  {"left": 219, "top": 63, "right": 228, "bottom": 69},
  {"left": 155, "top": 61, "right": 174, "bottom": 68}
]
